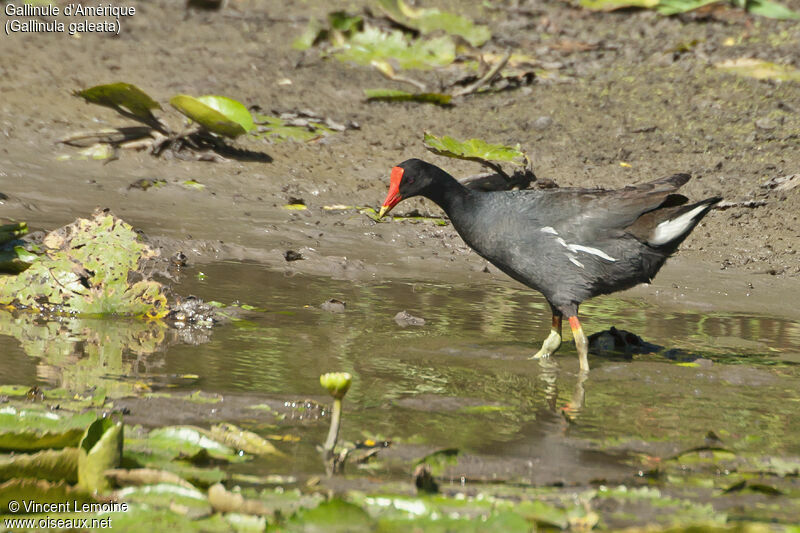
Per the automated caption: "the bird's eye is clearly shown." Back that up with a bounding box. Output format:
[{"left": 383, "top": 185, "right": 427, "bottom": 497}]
[{"left": 407, "top": 177, "right": 415, "bottom": 184}]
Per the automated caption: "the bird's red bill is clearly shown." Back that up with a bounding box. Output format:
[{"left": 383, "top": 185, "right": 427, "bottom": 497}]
[{"left": 380, "top": 166, "right": 404, "bottom": 217}]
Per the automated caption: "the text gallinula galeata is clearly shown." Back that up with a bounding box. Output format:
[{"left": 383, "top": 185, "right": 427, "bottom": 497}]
[{"left": 379, "top": 159, "right": 721, "bottom": 372}]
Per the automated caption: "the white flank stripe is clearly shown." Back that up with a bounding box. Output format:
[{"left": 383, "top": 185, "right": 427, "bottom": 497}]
[
  {"left": 650, "top": 204, "right": 708, "bottom": 246},
  {"left": 540, "top": 226, "right": 558, "bottom": 235},
  {"left": 554, "top": 236, "right": 616, "bottom": 262},
  {"left": 568, "top": 254, "right": 585, "bottom": 268},
  {"left": 567, "top": 244, "right": 616, "bottom": 262}
]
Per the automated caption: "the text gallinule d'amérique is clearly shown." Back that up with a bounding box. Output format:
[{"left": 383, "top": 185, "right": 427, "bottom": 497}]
[{"left": 379, "top": 159, "right": 721, "bottom": 372}]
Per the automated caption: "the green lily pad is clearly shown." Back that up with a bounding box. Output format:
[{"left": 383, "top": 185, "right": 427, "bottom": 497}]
[
  {"left": 115, "top": 483, "right": 212, "bottom": 519},
  {"left": 0, "top": 210, "right": 169, "bottom": 318},
  {"left": 0, "top": 448, "right": 79, "bottom": 483},
  {"left": 75, "top": 82, "right": 161, "bottom": 125},
  {"left": 364, "top": 89, "right": 452, "bottom": 106},
  {"left": 0, "top": 245, "right": 36, "bottom": 274},
  {"left": 715, "top": 58, "right": 800, "bottom": 82},
  {"left": 208, "top": 423, "right": 283, "bottom": 457},
  {"left": 170, "top": 95, "right": 252, "bottom": 138},
  {"left": 130, "top": 426, "right": 247, "bottom": 463},
  {"left": 377, "top": 0, "right": 491, "bottom": 47},
  {"left": 78, "top": 417, "right": 123, "bottom": 493},
  {"left": 0, "top": 407, "right": 97, "bottom": 451},
  {"left": 334, "top": 27, "right": 455, "bottom": 70},
  {"left": 0, "top": 479, "right": 94, "bottom": 514},
  {"left": 423, "top": 132, "right": 528, "bottom": 166},
  {"left": 285, "top": 499, "right": 375, "bottom": 532},
  {"left": 0, "top": 222, "right": 27, "bottom": 245}
]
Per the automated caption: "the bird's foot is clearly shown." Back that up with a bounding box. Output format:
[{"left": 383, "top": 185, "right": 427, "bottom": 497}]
[{"left": 530, "top": 329, "right": 562, "bottom": 360}]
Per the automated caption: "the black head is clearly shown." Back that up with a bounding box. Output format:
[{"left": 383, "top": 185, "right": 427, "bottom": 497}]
[{"left": 379, "top": 159, "right": 451, "bottom": 217}]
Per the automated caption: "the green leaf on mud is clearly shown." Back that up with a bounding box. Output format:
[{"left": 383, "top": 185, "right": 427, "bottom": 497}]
[
  {"left": 715, "top": 58, "right": 800, "bottom": 81},
  {"left": 744, "top": 0, "right": 800, "bottom": 20},
  {"left": 655, "top": 0, "right": 721, "bottom": 14},
  {"left": 170, "top": 95, "right": 250, "bottom": 138},
  {"left": 364, "top": 88, "right": 452, "bottom": 106},
  {"left": 334, "top": 27, "right": 456, "bottom": 70},
  {"left": 293, "top": 17, "right": 326, "bottom": 50},
  {"left": 208, "top": 423, "right": 283, "bottom": 457},
  {"left": 0, "top": 407, "right": 97, "bottom": 451},
  {"left": 75, "top": 82, "right": 161, "bottom": 124},
  {"left": 253, "top": 114, "right": 334, "bottom": 143},
  {"left": 181, "top": 179, "right": 206, "bottom": 191},
  {"left": 78, "top": 416, "right": 123, "bottom": 493},
  {"left": 423, "top": 132, "right": 528, "bottom": 166},
  {"left": 377, "top": 0, "right": 491, "bottom": 47},
  {"left": 579, "top": 0, "right": 659, "bottom": 11},
  {"left": 0, "top": 448, "right": 79, "bottom": 483},
  {"left": 0, "top": 210, "right": 169, "bottom": 318}
]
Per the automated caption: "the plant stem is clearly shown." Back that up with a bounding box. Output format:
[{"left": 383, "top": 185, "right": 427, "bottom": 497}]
[{"left": 323, "top": 397, "right": 342, "bottom": 460}]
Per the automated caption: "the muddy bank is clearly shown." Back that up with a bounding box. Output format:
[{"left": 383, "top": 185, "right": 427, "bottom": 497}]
[{"left": 1, "top": 0, "right": 799, "bottom": 316}]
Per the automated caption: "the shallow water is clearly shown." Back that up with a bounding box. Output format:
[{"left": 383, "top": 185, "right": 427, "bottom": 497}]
[{"left": 1, "top": 261, "right": 800, "bottom": 486}]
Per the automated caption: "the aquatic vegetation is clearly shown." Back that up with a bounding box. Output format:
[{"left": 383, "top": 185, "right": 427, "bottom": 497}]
[{"left": 0, "top": 210, "right": 168, "bottom": 318}]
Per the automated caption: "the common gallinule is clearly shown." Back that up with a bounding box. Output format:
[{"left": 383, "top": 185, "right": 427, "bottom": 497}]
[{"left": 379, "top": 159, "right": 721, "bottom": 372}]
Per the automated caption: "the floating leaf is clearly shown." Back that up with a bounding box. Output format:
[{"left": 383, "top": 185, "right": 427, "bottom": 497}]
[
  {"left": 286, "top": 499, "right": 375, "bottom": 532},
  {"left": 78, "top": 416, "right": 123, "bottom": 493},
  {"left": 334, "top": 27, "right": 456, "bottom": 70},
  {"left": 208, "top": 423, "right": 283, "bottom": 457},
  {"left": 0, "top": 210, "right": 169, "bottom": 318},
  {"left": 131, "top": 426, "right": 247, "bottom": 463},
  {"left": 364, "top": 88, "right": 452, "bottom": 106},
  {"left": 208, "top": 483, "right": 270, "bottom": 515},
  {"left": 0, "top": 407, "right": 97, "bottom": 451},
  {"left": 115, "top": 483, "right": 212, "bottom": 519},
  {"left": 0, "top": 479, "right": 94, "bottom": 514},
  {"left": 75, "top": 82, "right": 161, "bottom": 124},
  {"left": 170, "top": 95, "right": 250, "bottom": 138},
  {"left": 715, "top": 58, "right": 800, "bottom": 82},
  {"left": 0, "top": 448, "right": 79, "bottom": 483},
  {"left": 423, "top": 131, "right": 528, "bottom": 166},
  {"left": 0, "top": 245, "right": 36, "bottom": 274},
  {"left": 283, "top": 204, "right": 308, "bottom": 210},
  {"left": 377, "top": 0, "right": 491, "bottom": 47}
]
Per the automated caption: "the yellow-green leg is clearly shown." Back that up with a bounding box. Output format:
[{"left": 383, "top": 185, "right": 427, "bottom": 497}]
[
  {"left": 531, "top": 313, "right": 562, "bottom": 360},
  {"left": 569, "top": 315, "right": 589, "bottom": 373}
]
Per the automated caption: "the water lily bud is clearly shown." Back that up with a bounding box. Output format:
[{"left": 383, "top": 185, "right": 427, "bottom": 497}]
[{"left": 320, "top": 372, "right": 352, "bottom": 399}]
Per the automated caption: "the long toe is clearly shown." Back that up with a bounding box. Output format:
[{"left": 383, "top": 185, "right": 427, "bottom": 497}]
[{"left": 530, "top": 328, "right": 562, "bottom": 360}]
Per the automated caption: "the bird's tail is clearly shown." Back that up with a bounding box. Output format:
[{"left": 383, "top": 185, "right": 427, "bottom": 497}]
[{"left": 647, "top": 196, "right": 722, "bottom": 250}]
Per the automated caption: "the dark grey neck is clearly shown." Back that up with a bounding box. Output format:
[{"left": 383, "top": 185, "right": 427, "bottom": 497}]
[{"left": 422, "top": 170, "right": 474, "bottom": 219}]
